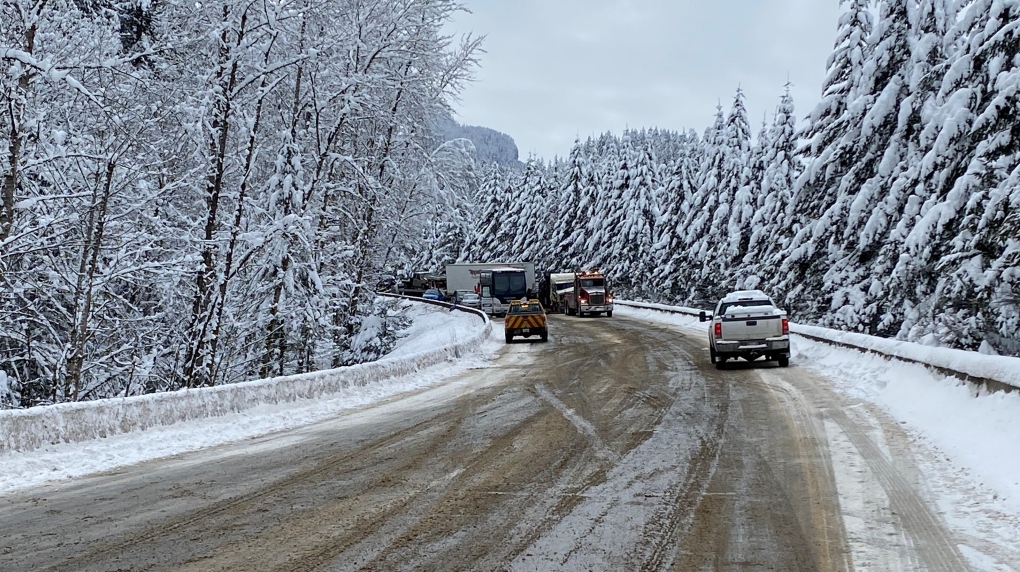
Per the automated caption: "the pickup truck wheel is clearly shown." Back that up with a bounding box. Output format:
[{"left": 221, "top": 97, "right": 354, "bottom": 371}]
[
  {"left": 715, "top": 358, "right": 726, "bottom": 370},
  {"left": 778, "top": 356, "right": 790, "bottom": 367},
  {"left": 606, "top": 311, "right": 613, "bottom": 317}
]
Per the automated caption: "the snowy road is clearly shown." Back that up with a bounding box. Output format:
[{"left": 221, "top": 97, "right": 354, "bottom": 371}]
[{"left": 0, "top": 314, "right": 993, "bottom": 571}]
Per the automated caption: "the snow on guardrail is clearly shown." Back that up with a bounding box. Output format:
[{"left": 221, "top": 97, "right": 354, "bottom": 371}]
[
  {"left": 616, "top": 300, "right": 1020, "bottom": 394},
  {"left": 0, "top": 298, "right": 491, "bottom": 455}
]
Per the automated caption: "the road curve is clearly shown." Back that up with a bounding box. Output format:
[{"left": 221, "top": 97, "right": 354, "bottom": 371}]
[{"left": 0, "top": 314, "right": 971, "bottom": 571}]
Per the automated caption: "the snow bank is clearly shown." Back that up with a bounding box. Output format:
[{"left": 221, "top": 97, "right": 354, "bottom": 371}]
[
  {"left": 0, "top": 300, "right": 490, "bottom": 455},
  {"left": 616, "top": 300, "right": 1020, "bottom": 391},
  {"left": 792, "top": 324, "right": 1020, "bottom": 392}
]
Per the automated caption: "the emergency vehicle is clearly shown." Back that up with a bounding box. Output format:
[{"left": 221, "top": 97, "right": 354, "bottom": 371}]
[
  {"left": 504, "top": 299, "right": 549, "bottom": 343},
  {"left": 563, "top": 270, "right": 614, "bottom": 317}
]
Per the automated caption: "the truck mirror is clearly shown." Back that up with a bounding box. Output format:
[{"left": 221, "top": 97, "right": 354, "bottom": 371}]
[{"left": 699, "top": 311, "right": 707, "bottom": 322}]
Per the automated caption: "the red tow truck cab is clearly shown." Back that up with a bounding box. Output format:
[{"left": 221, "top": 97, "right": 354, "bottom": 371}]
[{"left": 563, "top": 270, "right": 614, "bottom": 318}]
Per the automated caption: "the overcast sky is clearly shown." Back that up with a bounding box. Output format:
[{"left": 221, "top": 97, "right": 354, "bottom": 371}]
[{"left": 444, "top": 0, "right": 844, "bottom": 160}]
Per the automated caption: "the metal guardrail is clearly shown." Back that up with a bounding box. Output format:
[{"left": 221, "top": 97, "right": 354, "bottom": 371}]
[
  {"left": 615, "top": 300, "right": 1016, "bottom": 395},
  {"left": 377, "top": 292, "right": 489, "bottom": 323},
  {"left": 1, "top": 298, "right": 494, "bottom": 453}
]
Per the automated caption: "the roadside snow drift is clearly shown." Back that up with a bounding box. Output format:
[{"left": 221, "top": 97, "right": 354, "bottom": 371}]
[
  {"left": 616, "top": 300, "right": 1020, "bottom": 390},
  {"left": 0, "top": 302, "right": 489, "bottom": 456}
]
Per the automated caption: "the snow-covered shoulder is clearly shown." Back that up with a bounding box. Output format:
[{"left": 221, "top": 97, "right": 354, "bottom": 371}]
[
  {"left": 385, "top": 301, "right": 486, "bottom": 358},
  {"left": 619, "top": 300, "right": 1020, "bottom": 566},
  {"left": 613, "top": 301, "right": 705, "bottom": 324},
  {"left": 797, "top": 338, "right": 1020, "bottom": 563},
  {"left": 0, "top": 301, "right": 495, "bottom": 495},
  {"left": 795, "top": 323, "right": 1020, "bottom": 389}
]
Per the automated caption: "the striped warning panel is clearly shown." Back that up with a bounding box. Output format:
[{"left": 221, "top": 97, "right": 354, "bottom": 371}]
[{"left": 505, "top": 315, "right": 545, "bottom": 329}]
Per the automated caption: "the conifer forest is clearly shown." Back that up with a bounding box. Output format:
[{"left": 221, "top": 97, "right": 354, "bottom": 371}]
[{"left": 466, "top": 0, "right": 1020, "bottom": 360}]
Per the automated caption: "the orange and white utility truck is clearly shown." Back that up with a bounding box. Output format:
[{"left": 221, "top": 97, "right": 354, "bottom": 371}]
[{"left": 504, "top": 299, "right": 548, "bottom": 343}]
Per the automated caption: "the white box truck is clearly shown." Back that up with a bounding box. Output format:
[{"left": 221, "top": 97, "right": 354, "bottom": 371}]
[{"left": 547, "top": 272, "right": 576, "bottom": 313}]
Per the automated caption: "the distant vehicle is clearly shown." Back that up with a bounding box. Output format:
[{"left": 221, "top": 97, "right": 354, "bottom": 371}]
[
  {"left": 504, "top": 299, "right": 548, "bottom": 343},
  {"left": 700, "top": 289, "right": 790, "bottom": 369},
  {"left": 400, "top": 272, "right": 446, "bottom": 297},
  {"left": 563, "top": 270, "right": 614, "bottom": 317},
  {"left": 446, "top": 262, "right": 536, "bottom": 314},
  {"left": 478, "top": 265, "right": 536, "bottom": 316},
  {"left": 458, "top": 292, "right": 481, "bottom": 309},
  {"left": 422, "top": 288, "right": 445, "bottom": 302},
  {"left": 546, "top": 272, "right": 576, "bottom": 313}
]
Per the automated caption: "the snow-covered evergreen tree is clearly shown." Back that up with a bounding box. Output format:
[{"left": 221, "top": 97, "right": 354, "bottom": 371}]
[
  {"left": 652, "top": 130, "right": 701, "bottom": 298},
  {"left": 903, "top": 0, "right": 1020, "bottom": 352},
  {"left": 747, "top": 88, "right": 801, "bottom": 287},
  {"left": 454, "top": 0, "right": 1020, "bottom": 357},
  {"left": 782, "top": 0, "right": 878, "bottom": 319},
  {"left": 616, "top": 141, "right": 660, "bottom": 294},
  {"left": 553, "top": 140, "right": 588, "bottom": 269},
  {"left": 586, "top": 138, "right": 625, "bottom": 272},
  {"left": 686, "top": 89, "right": 752, "bottom": 296},
  {"left": 465, "top": 163, "right": 506, "bottom": 261},
  {"left": 676, "top": 105, "right": 727, "bottom": 301}
]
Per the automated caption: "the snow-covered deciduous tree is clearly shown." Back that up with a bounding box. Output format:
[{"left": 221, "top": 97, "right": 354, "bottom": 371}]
[{"left": 0, "top": 0, "right": 482, "bottom": 406}]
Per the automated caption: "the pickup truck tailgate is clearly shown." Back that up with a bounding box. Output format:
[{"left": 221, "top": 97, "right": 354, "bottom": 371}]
[{"left": 720, "top": 311, "right": 783, "bottom": 340}]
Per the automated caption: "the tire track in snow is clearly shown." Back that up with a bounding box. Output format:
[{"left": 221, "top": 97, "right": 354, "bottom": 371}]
[
  {"left": 759, "top": 369, "right": 969, "bottom": 572},
  {"left": 534, "top": 383, "right": 620, "bottom": 463},
  {"left": 826, "top": 405, "right": 970, "bottom": 572}
]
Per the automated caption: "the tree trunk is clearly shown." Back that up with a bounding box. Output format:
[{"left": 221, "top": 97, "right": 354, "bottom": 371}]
[
  {"left": 0, "top": 13, "right": 39, "bottom": 243},
  {"left": 65, "top": 160, "right": 115, "bottom": 401},
  {"left": 181, "top": 7, "right": 246, "bottom": 388},
  {"left": 333, "top": 60, "right": 413, "bottom": 365}
]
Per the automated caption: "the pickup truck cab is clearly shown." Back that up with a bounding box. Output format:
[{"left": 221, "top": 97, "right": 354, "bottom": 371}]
[{"left": 700, "top": 290, "right": 790, "bottom": 369}]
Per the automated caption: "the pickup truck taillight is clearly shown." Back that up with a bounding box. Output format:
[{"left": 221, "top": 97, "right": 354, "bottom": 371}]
[
  {"left": 714, "top": 322, "right": 722, "bottom": 338},
  {"left": 782, "top": 318, "right": 789, "bottom": 335}
]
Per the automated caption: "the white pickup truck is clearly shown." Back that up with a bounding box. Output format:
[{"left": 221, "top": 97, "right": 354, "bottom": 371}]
[{"left": 699, "top": 290, "right": 790, "bottom": 369}]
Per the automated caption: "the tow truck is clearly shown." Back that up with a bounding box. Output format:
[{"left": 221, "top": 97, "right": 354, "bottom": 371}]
[
  {"left": 504, "top": 299, "right": 548, "bottom": 343},
  {"left": 563, "top": 270, "right": 614, "bottom": 317}
]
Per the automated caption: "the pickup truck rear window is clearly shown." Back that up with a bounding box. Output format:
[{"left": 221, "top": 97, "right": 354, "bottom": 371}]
[{"left": 718, "top": 300, "right": 773, "bottom": 315}]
